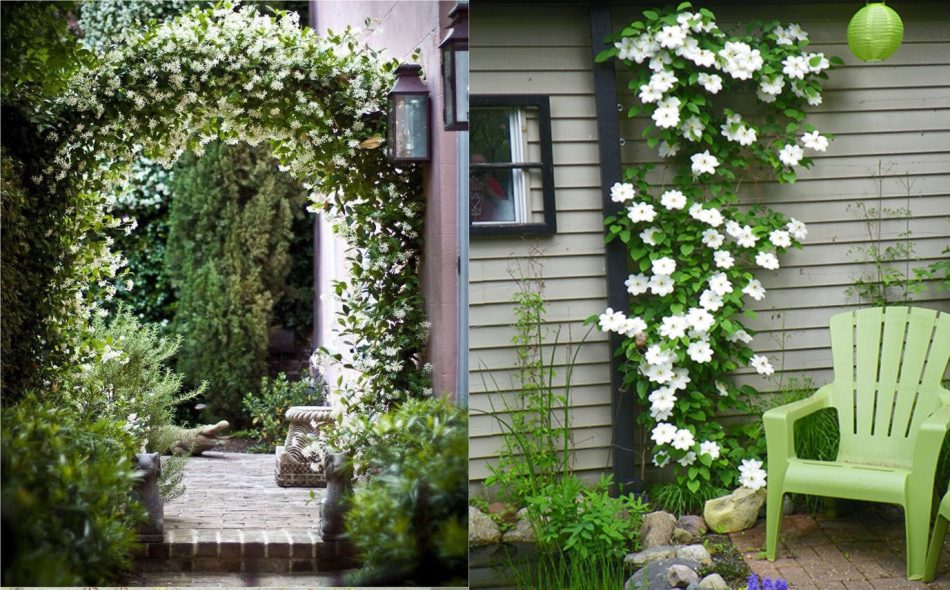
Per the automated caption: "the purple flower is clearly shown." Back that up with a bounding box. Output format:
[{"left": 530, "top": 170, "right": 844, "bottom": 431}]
[{"left": 748, "top": 574, "right": 761, "bottom": 590}]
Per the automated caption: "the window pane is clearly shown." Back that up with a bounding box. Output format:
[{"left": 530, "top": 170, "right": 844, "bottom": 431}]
[
  {"left": 470, "top": 167, "right": 521, "bottom": 223},
  {"left": 470, "top": 108, "right": 512, "bottom": 164}
]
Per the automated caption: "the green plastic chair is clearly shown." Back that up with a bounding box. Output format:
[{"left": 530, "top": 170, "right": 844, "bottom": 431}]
[
  {"left": 764, "top": 307, "right": 950, "bottom": 580},
  {"left": 925, "top": 487, "right": 950, "bottom": 582}
]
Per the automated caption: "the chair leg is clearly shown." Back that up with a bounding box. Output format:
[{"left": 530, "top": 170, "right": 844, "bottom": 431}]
[
  {"left": 766, "top": 483, "right": 784, "bottom": 560},
  {"left": 905, "top": 499, "right": 930, "bottom": 580},
  {"left": 925, "top": 512, "right": 949, "bottom": 582}
]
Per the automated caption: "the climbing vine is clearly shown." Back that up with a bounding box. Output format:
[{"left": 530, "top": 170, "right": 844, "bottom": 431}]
[
  {"left": 31, "top": 1, "right": 429, "bottom": 441},
  {"left": 594, "top": 2, "right": 841, "bottom": 493}
]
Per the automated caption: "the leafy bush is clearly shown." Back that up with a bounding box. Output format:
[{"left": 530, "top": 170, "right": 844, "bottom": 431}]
[
  {"left": 1, "top": 395, "right": 144, "bottom": 586},
  {"left": 528, "top": 473, "right": 649, "bottom": 560},
  {"left": 242, "top": 373, "right": 326, "bottom": 447},
  {"left": 345, "top": 396, "right": 468, "bottom": 586},
  {"left": 166, "top": 141, "right": 308, "bottom": 425}
]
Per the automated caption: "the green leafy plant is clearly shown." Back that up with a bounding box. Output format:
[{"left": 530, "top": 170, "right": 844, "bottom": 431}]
[
  {"left": 1, "top": 395, "right": 145, "bottom": 586},
  {"left": 242, "top": 372, "right": 326, "bottom": 448},
  {"left": 846, "top": 164, "right": 926, "bottom": 306},
  {"left": 344, "top": 396, "right": 468, "bottom": 586},
  {"left": 650, "top": 480, "right": 727, "bottom": 516},
  {"left": 592, "top": 1, "right": 841, "bottom": 494}
]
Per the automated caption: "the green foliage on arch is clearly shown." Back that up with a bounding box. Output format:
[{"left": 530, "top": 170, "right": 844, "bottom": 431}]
[{"left": 29, "top": 1, "right": 430, "bottom": 441}]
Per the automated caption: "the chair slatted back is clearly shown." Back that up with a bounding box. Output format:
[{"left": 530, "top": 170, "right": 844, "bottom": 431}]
[{"left": 829, "top": 307, "right": 950, "bottom": 468}]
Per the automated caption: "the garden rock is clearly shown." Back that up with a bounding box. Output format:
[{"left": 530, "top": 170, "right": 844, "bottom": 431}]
[
  {"left": 698, "top": 573, "right": 729, "bottom": 589},
  {"left": 667, "top": 564, "right": 700, "bottom": 588},
  {"left": 501, "top": 512, "right": 534, "bottom": 544},
  {"left": 469, "top": 506, "right": 501, "bottom": 546},
  {"left": 624, "top": 545, "right": 677, "bottom": 569},
  {"left": 674, "top": 515, "right": 707, "bottom": 542},
  {"left": 488, "top": 501, "right": 518, "bottom": 523},
  {"left": 624, "top": 557, "right": 701, "bottom": 590},
  {"left": 169, "top": 420, "right": 230, "bottom": 455},
  {"left": 675, "top": 544, "right": 712, "bottom": 567},
  {"left": 703, "top": 487, "right": 766, "bottom": 533},
  {"left": 641, "top": 510, "right": 677, "bottom": 548}
]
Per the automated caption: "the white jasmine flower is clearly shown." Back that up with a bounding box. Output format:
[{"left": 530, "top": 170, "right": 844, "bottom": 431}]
[
  {"left": 681, "top": 115, "right": 705, "bottom": 142},
  {"left": 700, "top": 289, "right": 723, "bottom": 311},
  {"left": 656, "top": 25, "right": 687, "bottom": 49},
  {"left": 645, "top": 345, "right": 675, "bottom": 367},
  {"left": 805, "top": 52, "right": 830, "bottom": 73},
  {"left": 671, "top": 428, "right": 695, "bottom": 451},
  {"left": 653, "top": 106, "right": 681, "bottom": 129},
  {"left": 769, "top": 230, "right": 792, "bottom": 248},
  {"left": 649, "top": 274, "right": 675, "bottom": 296},
  {"left": 652, "top": 257, "right": 676, "bottom": 276},
  {"left": 626, "top": 273, "right": 650, "bottom": 296},
  {"left": 759, "top": 75, "right": 785, "bottom": 95},
  {"left": 698, "top": 72, "right": 723, "bottom": 94},
  {"left": 690, "top": 150, "right": 719, "bottom": 176},
  {"left": 742, "top": 279, "right": 767, "bottom": 301},
  {"left": 713, "top": 250, "right": 735, "bottom": 269},
  {"left": 801, "top": 130, "right": 828, "bottom": 152},
  {"left": 651, "top": 399, "right": 675, "bottom": 421},
  {"left": 727, "top": 329, "right": 754, "bottom": 344},
  {"left": 700, "top": 440, "right": 721, "bottom": 459},
  {"left": 622, "top": 316, "right": 649, "bottom": 337},
  {"left": 700, "top": 207, "right": 724, "bottom": 228},
  {"left": 649, "top": 386, "right": 676, "bottom": 404},
  {"left": 659, "top": 314, "right": 689, "bottom": 340},
  {"left": 778, "top": 144, "right": 804, "bottom": 167},
  {"left": 658, "top": 141, "right": 681, "bottom": 158},
  {"left": 598, "top": 307, "right": 626, "bottom": 332},
  {"left": 649, "top": 70, "right": 679, "bottom": 93},
  {"left": 653, "top": 451, "right": 671, "bottom": 468},
  {"left": 628, "top": 202, "right": 658, "bottom": 223},
  {"left": 755, "top": 251, "right": 781, "bottom": 270},
  {"left": 640, "top": 227, "right": 661, "bottom": 246},
  {"left": 782, "top": 55, "right": 809, "bottom": 80},
  {"left": 660, "top": 190, "right": 687, "bottom": 210},
  {"left": 736, "top": 226, "right": 758, "bottom": 249},
  {"left": 678, "top": 451, "right": 698, "bottom": 466},
  {"left": 639, "top": 84, "right": 664, "bottom": 104},
  {"left": 669, "top": 368, "right": 691, "bottom": 391},
  {"left": 702, "top": 229, "right": 725, "bottom": 249},
  {"left": 643, "top": 362, "right": 676, "bottom": 384},
  {"left": 787, "top": 218, "right": 808, "bottom": 240},
  {"left": 715, "top": 381, "right": 730, "bottom": 396},
  {"left": 686, "top": 307, "right": 715, "bottom": 333},
  {"left": 708, "top": 272, "right": 733, "bottom": 296},
  {"left": 610, "top": 182, "right": 637, "bottom": 203},
  {"left": 750, "top": 354, "right": 774, "bottom": 375},
  {"left": 739, "top": 458, "right": 767, "bottom": 490},
  {"left": 687, "top": 340, "right": 714, "bottom": 363}
]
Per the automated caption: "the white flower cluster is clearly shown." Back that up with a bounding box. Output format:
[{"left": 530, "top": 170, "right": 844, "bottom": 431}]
[{"left": 613, "top": 10, "right": 832, "bottom": 176}]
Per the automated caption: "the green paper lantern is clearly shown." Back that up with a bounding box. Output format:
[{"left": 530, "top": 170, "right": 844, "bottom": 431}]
[{"left": 847, "top": 3, "right": 904, "bottom": 62}]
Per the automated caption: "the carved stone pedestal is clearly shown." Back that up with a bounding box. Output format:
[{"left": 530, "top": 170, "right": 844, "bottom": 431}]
[{"left": 275, "top": 406, "right": 333, "bottom": 487}]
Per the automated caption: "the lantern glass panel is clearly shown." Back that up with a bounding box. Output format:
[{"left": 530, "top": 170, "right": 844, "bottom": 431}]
[
  {"left": 455, "top": 49, "right": 469, "bottom": 127},
  {"left": 393, "top": 94, "right": 429, "bottom": 161},
  {"left": 443, "top": 48, "right": 456, "bottom": 128}
]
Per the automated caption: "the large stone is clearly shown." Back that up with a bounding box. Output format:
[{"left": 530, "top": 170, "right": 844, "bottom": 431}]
[
  {"left": 667, "top": 564, "right": 700, "bottom": 588},
  {"left": 501, "top": 513, "right": 535, "bottom": 544},
  {"left": 675, "top": 544, "right": 712, "bottom": 567},
  {"left": 641, "top": 510, "right": 677, "bottom": 548},
  {"left": 624, "top": 545, "right": 676, "bottom": 569},
  {"left": 624, "top": 558, "right": 701, "bottom": 590},
  {"left": 698, "top": 573, "right": 729, "bottom": 589},
  {"left": 703, "top": 487, "right": 766, "bottom": 533},
  {"left": 675, "top": 515, "right": 707, "bottom": 539},
  {"left": 488, "top": 501, "right": 518, "bottom": 523},
  {"left": 469, "top": 506, "right": 501, "bottom": 546}
]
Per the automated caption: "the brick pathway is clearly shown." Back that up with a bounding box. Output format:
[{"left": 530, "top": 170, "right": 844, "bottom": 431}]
[
  {"left": 132, "top": 451, "right": 357, "bottom": 585},
  {"left": 731, "top": 508, "right": 950, "bottom": 589}
]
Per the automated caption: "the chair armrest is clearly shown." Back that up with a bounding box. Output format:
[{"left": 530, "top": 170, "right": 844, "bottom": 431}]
[
  {"left": 764, "top": 385, "right": 834, "bottom": 462},
  {"left": 911, "top": 404, "right": 950, "bottom": 485}
]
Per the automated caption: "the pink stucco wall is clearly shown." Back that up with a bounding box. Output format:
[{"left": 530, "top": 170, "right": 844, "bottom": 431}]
[{"left": 310, "top": 1, "right": 459, "bottom": 398}]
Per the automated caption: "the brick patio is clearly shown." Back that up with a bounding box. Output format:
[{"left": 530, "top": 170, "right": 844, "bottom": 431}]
[{"left": 731, "top": 508, "right": 950, "bottom": 589}]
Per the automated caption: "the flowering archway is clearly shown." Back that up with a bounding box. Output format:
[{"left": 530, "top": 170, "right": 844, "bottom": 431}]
[{"left": 34, "top": 2, "right": 429, "bottom": 433}]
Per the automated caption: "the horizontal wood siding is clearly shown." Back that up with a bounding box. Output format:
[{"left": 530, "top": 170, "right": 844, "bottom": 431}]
[
  {"left": 469, "top": 3, "right": 615, "bottom": 481},
  {"left": 611, "top": 1, "right": 950, "bottom": 402}
]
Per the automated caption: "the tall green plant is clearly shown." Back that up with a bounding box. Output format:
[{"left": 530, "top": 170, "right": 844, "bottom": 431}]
[{"left": 166, "top": 141, "right": 306, "bottom": 424}]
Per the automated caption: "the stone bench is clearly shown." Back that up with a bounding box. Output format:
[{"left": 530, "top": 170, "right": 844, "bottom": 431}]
[{"left": 275, "top": 406, "right": 334, "bottom": 487}]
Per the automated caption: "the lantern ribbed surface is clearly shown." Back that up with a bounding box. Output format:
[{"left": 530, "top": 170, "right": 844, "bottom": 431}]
[{"left": 847, "top": 3, "right": 904, "bottom": 62}]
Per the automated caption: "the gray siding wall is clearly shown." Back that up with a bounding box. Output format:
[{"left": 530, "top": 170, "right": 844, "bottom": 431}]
[{"left": 469, "top": 1, "right": 950, "bottom": 483}]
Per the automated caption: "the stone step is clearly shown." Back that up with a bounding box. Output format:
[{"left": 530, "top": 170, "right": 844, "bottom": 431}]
[{"left": 133, "top": 528, "right": 359, "bottom": 574}]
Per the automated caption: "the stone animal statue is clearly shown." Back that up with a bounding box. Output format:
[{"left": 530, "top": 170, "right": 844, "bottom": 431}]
[
  {"left": 131, "top": 452, "right": 163, "bottom": 542},
  {"left": 169, "top": 420, "right": 230, "bottom": 456},
  {"left": 320, "top": 452, "right": 353, "bottom": 541}
]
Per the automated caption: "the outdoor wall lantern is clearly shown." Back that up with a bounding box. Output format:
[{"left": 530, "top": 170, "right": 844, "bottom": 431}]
[
  {"left": 440, "top": 2, "right": 469, "bottom": 131},
  {"left": 387, "top": 64, "right": 430, "bottom": 162},
  {"left": 847, "top": 3, "right": 904, "bottom": 62}
]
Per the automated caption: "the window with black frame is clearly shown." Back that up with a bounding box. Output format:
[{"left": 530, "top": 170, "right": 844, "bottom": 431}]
[{"left": 469, "top": 95, "right": 556, "bottom": 236}]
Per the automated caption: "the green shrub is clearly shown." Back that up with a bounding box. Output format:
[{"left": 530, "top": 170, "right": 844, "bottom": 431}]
[
  {"left": 649, "top": 481, "right": 728, "bottom": 516},
  {"left": 345, "top": 397, "right": 468, "bottom": 586},
  {"left": 527, "top": 473, "right": 649, "bottom": 560},
  {"left": 166, "top": 141, "right": 308, "bottom": 425},
  {"left": 242, "top": 373, "right": 326, "bottom": 447},
  {"left": 1, "top": 395, "right": 144, "bottom": 586}
]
